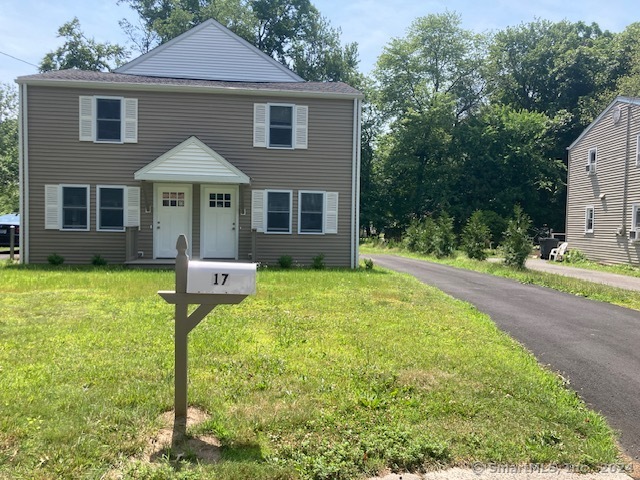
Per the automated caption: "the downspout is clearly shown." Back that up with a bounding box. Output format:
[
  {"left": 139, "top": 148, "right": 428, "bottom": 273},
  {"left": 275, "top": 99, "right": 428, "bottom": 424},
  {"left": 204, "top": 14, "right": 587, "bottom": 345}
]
[
  {"left": 622, "top": 104, "right": 631, "bottom": 233},
  {"left": 18, "top": 83, "right": 28, "bottom": 264},
  {"left": 351, "top": 98, "right": 362, "bottom": 269}
]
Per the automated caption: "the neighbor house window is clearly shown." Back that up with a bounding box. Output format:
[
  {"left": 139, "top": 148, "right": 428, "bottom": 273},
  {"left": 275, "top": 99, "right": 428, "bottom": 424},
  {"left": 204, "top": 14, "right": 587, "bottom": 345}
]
[
  {"left": 585, "top": 206, "right": 595, "bottom": 233},
  {"left": 79, "top": 96, "right": 138, "bottom": 143},
  {"left": 299, "top": 191, "right": 324, "bottom": 234},
  {"left": 97, "top": 186, "right": 125, "bottom": 231},
  {"left": 587, "top": 147, "right": 597, "bottom": 174},
  {"left": 62, "top": 185, "right": 89, "bottom": 230},
  {"left": 266, "top": 190, "right": 292, "bottom": 233},
  {"left": 253, "top": 103, "right": 308, "bottom": 149},
  {"left": 632, "top": 204, "right": 640, "bottom": 232}
]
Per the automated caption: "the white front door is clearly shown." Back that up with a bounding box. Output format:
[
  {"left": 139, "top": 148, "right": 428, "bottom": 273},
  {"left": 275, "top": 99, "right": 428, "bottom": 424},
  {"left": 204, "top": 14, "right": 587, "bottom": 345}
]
[
  {"left": 201, "top": 185, "right": 237, "bottom": 259},
  {"left": 155, "top": 184, "right": 192, "bottom": 258}
]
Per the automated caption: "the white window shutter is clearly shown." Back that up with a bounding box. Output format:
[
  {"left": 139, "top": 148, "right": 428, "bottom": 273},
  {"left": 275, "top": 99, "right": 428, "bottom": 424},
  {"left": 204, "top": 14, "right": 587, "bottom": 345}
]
[
  {"left": 251, "top": 190, "right": 265, "bottom": 232},
  {"left": 325, "top": 192, "right": 338, "bottom": 234},
  {"left": 79, "top": 96, "right": 94, "bottom": 141},
  {"left": 125, "top": 186, "right": 140, "bottom": 227},
  {"left": 253, "top": 104, "right": 267, "bottom": 147},
  {"left": 123, "top": 98, "right": 138, "bottom": 143},
  {"left": 45, "top": 185, "right": 60, "bottom": 229},
  {"left": 295, "top": 105, "right": 308, "bottom": 149}
]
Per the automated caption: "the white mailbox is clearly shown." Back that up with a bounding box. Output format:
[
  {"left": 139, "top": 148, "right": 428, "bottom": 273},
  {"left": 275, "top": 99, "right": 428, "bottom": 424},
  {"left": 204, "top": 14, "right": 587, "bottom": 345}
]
[{"left": 186, "top": 261, "right": 257, "bottom": 295}]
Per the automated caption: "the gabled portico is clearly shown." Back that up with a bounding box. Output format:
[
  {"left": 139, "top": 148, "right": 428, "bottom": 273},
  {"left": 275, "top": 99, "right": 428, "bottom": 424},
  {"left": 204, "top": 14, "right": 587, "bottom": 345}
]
[{"left": 134, "top": 136, "right": 250, "bottom": 259}]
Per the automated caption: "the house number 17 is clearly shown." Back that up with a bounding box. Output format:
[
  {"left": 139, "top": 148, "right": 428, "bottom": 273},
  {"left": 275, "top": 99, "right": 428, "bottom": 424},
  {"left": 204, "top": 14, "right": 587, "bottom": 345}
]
[{"left": 211, "top": 273, "right": 229, "bottom": 286}]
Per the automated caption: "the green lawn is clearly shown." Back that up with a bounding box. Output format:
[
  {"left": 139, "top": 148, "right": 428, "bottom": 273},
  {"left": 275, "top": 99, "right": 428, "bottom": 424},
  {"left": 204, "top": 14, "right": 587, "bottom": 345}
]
[{"left": 0, "top": 263, "right": 622, "bottom": 479}]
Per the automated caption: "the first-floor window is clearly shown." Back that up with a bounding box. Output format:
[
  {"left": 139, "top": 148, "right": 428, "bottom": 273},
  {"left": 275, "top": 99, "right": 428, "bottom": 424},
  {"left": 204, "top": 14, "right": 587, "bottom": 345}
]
[
  {"left": 266, "top": 191, "right": 292, "bottom": 233},
  {"left": 97, "top": 186, "right": 125, "bottom": 231},
  {"left": 62, "top": 186, "right": 89, "bottom": 230},
  {"left": 585, "top": 206, "right": 595, "bottom": 233},
  {"left": 299, "top": 191, "right": 324, "bottom": 234}
]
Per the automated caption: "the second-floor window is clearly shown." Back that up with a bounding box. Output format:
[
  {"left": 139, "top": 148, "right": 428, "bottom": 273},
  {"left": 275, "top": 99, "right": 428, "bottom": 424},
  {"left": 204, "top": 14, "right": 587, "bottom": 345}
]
[
  {"left": 79, "top": 96, "right": 138, "bottom": 144},
  {"left": 253, "top": 103, "right": 308, "bottom": 149},
  {"left": 585, "top": 206, "right": 595, "bottom": 233},
  {"left": 587, "top": 147, "right": 597, "bottom": 175}
]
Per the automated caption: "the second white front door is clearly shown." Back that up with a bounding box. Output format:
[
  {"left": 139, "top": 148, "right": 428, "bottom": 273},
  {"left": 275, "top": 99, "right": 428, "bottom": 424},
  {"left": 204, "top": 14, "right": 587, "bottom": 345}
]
[
  {"left": 155, "top": 184, "right": 192, "bottom": 258},
  {"left": 201, "top": 185, "right": 237, "bottom": 259}
]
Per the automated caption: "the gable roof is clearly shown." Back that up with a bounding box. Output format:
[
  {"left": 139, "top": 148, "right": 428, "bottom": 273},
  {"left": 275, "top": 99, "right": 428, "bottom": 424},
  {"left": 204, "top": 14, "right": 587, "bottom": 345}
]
[
  {"left": 568, "top": 96, "right": 640, "bottom": 150},
  {"left": 115, "top": 18, "right": 304, "bottom": 83},
  {"left": 134, "top": 136, "right": 251, "bottom": 184}
]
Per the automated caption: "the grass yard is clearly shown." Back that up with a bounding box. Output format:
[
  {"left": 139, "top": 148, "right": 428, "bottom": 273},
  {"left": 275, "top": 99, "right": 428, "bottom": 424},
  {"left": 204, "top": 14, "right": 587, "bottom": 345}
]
[
  {"left": 0, "top": 263, "right": 621, "bottom": 479},
  {"left": 361, "top": 244, "right": 640, "bottom": 312}
]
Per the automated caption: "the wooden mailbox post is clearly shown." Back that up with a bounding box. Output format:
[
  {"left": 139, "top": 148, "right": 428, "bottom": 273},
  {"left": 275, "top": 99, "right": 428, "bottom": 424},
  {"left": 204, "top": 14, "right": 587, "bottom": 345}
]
[{"left": 158, "top": 235, "right": 256, "bottom": 419}]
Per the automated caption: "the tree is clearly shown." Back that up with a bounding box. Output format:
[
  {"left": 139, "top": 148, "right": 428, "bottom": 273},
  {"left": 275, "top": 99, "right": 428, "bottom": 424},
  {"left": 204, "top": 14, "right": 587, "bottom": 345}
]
[
  {"left": 118, "top": 0, "right": 359, "bottom": 82},
  {"left": 453, "top": 104, "right": 566, "bottom": 230},
  {"left": 0, "top": 84, "right": 19, "bottom": 214},
  {"left": 461, "top": 211, "right": 491, "bottom": 260},
  {"left": 40, "top": 18, "right": 128, "bottom": 72},
  {"left": 486, "top": 19, "right": 616, "bottom": 155},
  {"left": 375, "top": 11, "right": 487, "bottom": 120}
]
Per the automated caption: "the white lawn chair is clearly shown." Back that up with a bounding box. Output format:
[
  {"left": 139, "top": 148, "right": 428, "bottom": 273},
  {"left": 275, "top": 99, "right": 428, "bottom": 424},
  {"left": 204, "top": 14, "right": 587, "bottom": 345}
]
[{"left": 549, "top": 242, "right": 568, "bottom": 261}]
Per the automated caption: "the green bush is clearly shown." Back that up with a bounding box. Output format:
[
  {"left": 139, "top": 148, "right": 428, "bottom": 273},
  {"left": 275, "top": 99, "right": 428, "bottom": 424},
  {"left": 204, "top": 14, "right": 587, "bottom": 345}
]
[
  {"left": 501, "top": 205, "right": 533, "bottom": 269},
  {"left": 277, "top": 255, "right": 293, "bottom": 269},
  {"left": 363, "top": 258, "right": 374, "bottom": 270},
  {"left": 432, "top": 212, "right": 456, "bottom": 258},
  {"left": 311, "top": 253, "right": 325, "bottom": 270},
  {"left": 461, "top": 211, "right": 491, "bottom": 260},
  {"left": 564, "top": 249, "right": 587, "bottom": 264},
  {"left": 91, "top": 254, "right": 108, "bottom": 266},
  {"left": 47, "top": 253, "right": 64, "bottom": 266}
]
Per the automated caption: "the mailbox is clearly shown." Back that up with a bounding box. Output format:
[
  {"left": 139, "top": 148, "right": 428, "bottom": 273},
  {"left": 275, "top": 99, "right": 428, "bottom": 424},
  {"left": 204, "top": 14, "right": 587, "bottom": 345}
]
[{"left": 186, "top": 261, "right": 257, "bottom": 295}]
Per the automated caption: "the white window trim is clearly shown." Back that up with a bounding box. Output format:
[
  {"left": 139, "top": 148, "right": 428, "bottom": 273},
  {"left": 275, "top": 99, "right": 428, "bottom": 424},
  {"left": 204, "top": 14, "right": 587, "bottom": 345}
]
[
  {"left": 298, "top": 191, "right": 326, "bottom": 235},
  {"left": 587, "top": 147, "right": 597, "bottom": 175},
  {"left": 94, "top": 96, "right": 126, "bottom": 144},
  {"left": 267, "top": 103, "right": 295, "bottom": 150},
  {"left": 97, "top": 185, "right": 126, "bottom": 232},
  {"left": 265, "top": 189, "right": 292, "bottom": 234},
  {"left": 585, "top": 205, "right": 595, "bottom": 234},
  {"left": 61, "top": 184, "right": 90, "bottom": 231}
]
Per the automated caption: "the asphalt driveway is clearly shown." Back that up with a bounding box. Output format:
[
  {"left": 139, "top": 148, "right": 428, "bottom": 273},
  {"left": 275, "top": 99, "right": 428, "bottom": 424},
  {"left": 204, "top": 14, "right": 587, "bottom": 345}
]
[{"left": 366, "top": 254, "right": 640, "bottom": 462}]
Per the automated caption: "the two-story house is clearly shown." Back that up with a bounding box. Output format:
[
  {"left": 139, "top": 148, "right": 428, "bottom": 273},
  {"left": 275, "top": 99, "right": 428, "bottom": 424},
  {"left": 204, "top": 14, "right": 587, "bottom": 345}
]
[
  {"left": 16, "top": 19, "right": 363, "bottom": 267},
  {"left": 566, "top": 96, "right": 640, "bottom": 265}
]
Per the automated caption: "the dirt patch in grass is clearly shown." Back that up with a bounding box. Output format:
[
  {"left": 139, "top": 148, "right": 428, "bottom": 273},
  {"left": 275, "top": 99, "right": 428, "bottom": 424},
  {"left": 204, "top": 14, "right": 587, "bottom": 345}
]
[{"left": 145, "top": 407, "right": 221, "bottom": 464}]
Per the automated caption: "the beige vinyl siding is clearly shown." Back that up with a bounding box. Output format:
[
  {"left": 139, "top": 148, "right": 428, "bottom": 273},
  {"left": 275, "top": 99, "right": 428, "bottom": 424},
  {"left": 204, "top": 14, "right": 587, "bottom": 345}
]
[
  {"left": 567, "top": 102, "right": 640, "bottom": 265},
  {"left": 25, "top": 86, "right": 355, "bottom": 266}
]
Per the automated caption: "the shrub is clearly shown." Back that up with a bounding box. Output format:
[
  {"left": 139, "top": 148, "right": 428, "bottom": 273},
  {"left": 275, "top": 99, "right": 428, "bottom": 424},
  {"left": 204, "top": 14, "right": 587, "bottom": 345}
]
[
  {"left": 311, "top": 253, "right": 325, "bottom": 270},
  {"left": 432, "top": 212, "right": 456, "bottom": 258},
  {"left": 501, "top": 205, "right": 533, "bottom": 269},
  {"left": 564, "top": 249, "right": 587, "bottom": 264},
  {"left": 278, "top": 255, "right": 293, "bottom": 269},
  {"left": 461, "top": 211, "right": 491, "bottom": 260},
  {"left": 402, "top": 217, "right": 436, "bottom": 255},
  {"left": 363, "top": 258, "right": 374, "bottom": 270},
  {"left": 47, "top": 253, "right": 64, "bottom": 266},
  {"left": 91, "top": 254, "right": 108, "bottom": 266}
]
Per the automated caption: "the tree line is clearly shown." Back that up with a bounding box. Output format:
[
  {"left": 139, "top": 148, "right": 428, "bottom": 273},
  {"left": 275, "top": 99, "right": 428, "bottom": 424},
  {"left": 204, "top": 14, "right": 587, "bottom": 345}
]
[{"left": 2, "top": 3, "right": 640, "bottom": 243}]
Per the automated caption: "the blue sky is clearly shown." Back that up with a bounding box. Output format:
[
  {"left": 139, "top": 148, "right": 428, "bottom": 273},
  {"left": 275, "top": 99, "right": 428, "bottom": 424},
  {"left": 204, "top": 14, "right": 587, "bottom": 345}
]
[{"left": 1, "top": 0, "right": 639, "bottom": 86}]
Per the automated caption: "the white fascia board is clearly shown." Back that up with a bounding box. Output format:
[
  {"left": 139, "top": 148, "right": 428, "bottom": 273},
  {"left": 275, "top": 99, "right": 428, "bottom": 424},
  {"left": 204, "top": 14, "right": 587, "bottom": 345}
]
[
  {"left": 136, "top": 173, "right": 250, "bottom": 183},
  {"left": 568, "top": 96, "right": 640, "bottom": 151},
  {"left": 16, "top": 78, "right": 364, "bottom": 101}
]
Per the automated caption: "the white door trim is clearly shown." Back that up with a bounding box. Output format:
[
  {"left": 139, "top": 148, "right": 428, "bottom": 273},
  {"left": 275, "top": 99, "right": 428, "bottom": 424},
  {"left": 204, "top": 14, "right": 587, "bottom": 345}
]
[
  {"left": 153, "top": 183, "right": 192, "bottom": 258},
  {"left": 200, "top": 184, "right": 239, "bottom": 259}
]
